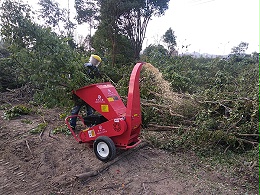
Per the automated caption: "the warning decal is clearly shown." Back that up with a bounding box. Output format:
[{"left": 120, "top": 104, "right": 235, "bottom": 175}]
[
  {"left": 107, "top": 97, "right": 114, "bottom": 102},
  {"left": 101, "top": 105, "right": 109, "bottom": 112},
  {"left": 88, "top": 130, "right": 96, "bottom": 138}
]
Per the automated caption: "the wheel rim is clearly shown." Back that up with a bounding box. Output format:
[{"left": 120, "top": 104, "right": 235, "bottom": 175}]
[{"left": 96, "top": 141, "right": 109, "bottom": 158}]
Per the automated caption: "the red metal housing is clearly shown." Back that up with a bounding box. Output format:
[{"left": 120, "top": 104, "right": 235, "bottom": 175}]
[{"left": 65, "top": 62, "right": 143, "bottom": 149}]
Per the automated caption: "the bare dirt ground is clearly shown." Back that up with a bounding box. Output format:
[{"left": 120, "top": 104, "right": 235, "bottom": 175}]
[{"left": 0, "top": 105, "right": 258, "bottom": 195}]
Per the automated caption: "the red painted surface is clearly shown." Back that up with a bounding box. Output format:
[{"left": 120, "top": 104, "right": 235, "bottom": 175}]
[
  {"left": 65, "top": 62, "right": 144, "bottom": 149},
  {"left": 74, "top": 82, "right": 126, "bottom": 120}
]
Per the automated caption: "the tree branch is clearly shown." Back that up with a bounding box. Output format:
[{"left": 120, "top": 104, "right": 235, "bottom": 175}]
[
  {"left": 146, "top": 124, "right": 186, "bottom": 131},
  {"left": 237, "top": 138, "right": 258, "bottom": 146},
  {"left": 235, "top": 133, "right": 259, "bottom": 137},
  {"left": 75, "top": 141, "right": 149, "bottom": 180}
]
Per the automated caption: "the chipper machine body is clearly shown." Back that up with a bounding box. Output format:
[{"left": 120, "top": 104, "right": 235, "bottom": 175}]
[{"left": 65, "top": 63, "right": 143, "bottom": 162}]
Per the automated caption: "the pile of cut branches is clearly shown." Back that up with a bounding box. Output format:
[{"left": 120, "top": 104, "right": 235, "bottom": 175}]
[
  {"left": 0, "top": 84, "right": 34, "bottom": 104},
  {"left": 140, "top": 63, "right": 196, "bottom": 128}
]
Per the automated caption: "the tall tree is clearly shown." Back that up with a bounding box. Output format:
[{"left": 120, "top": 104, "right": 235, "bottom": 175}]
[
  {"left": 98, "top": 0, "right": 126, "bottom": 66},
  {"left": 231, "top": 42, "right": 249, "bottom": 55},
  {"left": 74, "top": 0, "right": 98, "bottom": 30},
  {"left": 38, "top": 0, "right": 65, "bottom": 27},
  {"left": 38, "top": 0, "right": 76, "bottom": 38},
  {"left": 163, "top": 27, "right": 177, "bottom": 54},
  {"left": 76, "top": 0, "right": 134, "bottom": 66},
  {"left": 0, "top": 0, "right": 88, "bottom": 106},
  {"left": 118, "top": 0, "right": 170, "bottom": 59},
  {"left": 75, "top": 0, "right": 99, "bottom": 51},
  {"left": 75, "top": 0, "right": 170, "bottom": 60},
  {"left": 0, "top": 0, "right": 34, "bottom": 48}
]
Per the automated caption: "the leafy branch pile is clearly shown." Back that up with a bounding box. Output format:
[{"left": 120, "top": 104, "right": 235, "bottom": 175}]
[
  {"left": 134, "top": 55, "right": 259, "bottom": 184},
  {"left": 140, "top": 52, "right": 259, "bottom": 154},
  {"left": 140, "top": 63, "right": 186, "bottom": 126}
]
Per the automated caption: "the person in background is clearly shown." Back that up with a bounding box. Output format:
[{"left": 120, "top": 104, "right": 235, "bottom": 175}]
[{"left": 70, "top": 54, "right": 102, "bottom": 130}]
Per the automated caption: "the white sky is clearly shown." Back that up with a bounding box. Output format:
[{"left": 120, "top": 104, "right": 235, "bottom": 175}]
[
  {"left": 144, "top": 0, "right": 259, "bottom": 55},
  {"left": 25, "top": 0, "right": 259, "bottom": 55}
]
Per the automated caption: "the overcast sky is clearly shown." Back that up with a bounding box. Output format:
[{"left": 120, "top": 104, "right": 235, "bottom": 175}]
[
  {"left": 25, "top": 0, "right": 259, "bottom": 55},
  {"left": 144, "top": 0, "right": 259, "bottom": 55}
]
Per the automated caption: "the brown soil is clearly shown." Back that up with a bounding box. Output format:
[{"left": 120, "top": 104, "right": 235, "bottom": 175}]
[{"left": 0, "top": 105, "right": 258, "bottom": 195}]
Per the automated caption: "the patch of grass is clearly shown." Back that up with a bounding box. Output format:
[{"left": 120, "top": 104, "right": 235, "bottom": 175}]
[
  {"left": 0, "top": 103, "right": 12, "bottom": 110},
  {"left": 59, "top": 113, "right": 67, "bottom": 120},
  {"left": 21, "top": 119, "right": 33, "bottom": 124},
  {"left": 52, "top": 125, "right": 71, "bottom": 135},
  {"left": 29, "top": 123, "right": 47, "bottom": 134},
  {"left": 3, "top": 105, "right": 32, "bottom": 120},
  {"left": 144, "top": 127, "right": 258, "bottom": 192},
  {"left": 195, "top": 146, "right": 259, "bottom": 191}
]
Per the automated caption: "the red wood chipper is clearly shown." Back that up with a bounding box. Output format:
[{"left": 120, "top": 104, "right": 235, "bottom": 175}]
[{"left": 65, "top": 63, "right": 143, "bottom": 162}]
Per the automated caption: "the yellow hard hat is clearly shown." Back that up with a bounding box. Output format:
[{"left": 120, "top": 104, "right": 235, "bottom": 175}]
[
  {"left": 89, "top": 54, "right": 102, "bottom": 67},
  {"left": 91, "top": 55, "right": 102, "bottom": 62}
]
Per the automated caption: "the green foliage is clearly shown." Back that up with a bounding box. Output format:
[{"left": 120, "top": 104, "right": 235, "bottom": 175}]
[
  {"left": 89, "top": 0, "right": 170, "bottom": 59},
  {"left": 163, "top": 28, "right": 177, "bottom": 52},
  {"left": 0, "top": 56, "right": 22, "bottom": 91},
  {"left": 0, "top": 103, "right": 12, "bottom": 110},
  {"left": 231, "top": 42, "right": 249, "bottom": 55},
  {"left": 91, "top": 26, "right": 135, "bottom": 66},
  {"left": 0, "top": 0, "right": 170, "bottom": 107},
  {"left": 75, "top": 0, "right": 99, "bottom": 25},
  {"left": 0, "top": 41, "right": 21, "bottom": 91},
  {"left": 59, "top": 113, "right": 67, "bottom": 120},
  {"left": 169, "top": 72, "right": 191, "bottom": 92},
  {"left": 142, "top": 44, "right": 168, "bottom": 61},
  {"left": 29, "top": 122, "right": 47, "bottom": 134},
  {"left": 141, "top": 45, "right": 259, "bottom": 152},
  {"left": 38, "top": 0, "right": 76, "bottom": 37},
  {"left": 21, "top": 119, "right": 33, "bottom": 124},
  {"left": 38, "top": 0, "right": 66, "bottom": 28},
  {"left": 52, "top": 125, "right": 71, "bottom": 135},
  {"left": 0, "top": 0, "right": 97, "bottom": 107},
  {"left": 3, "top": 105, "right": 31, "bottom": 120}
]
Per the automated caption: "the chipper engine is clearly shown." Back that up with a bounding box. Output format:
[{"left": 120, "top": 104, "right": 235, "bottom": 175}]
[{"left": 65, "top": 63, "right": 143, "bottom": 162}]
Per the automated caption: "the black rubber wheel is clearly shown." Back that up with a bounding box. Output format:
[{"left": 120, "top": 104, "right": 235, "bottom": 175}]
[{"left": 93, "top": 136, "right": 116, "bottom": 162}]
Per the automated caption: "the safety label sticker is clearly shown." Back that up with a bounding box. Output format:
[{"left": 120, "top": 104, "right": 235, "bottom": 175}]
[
  {"left": 107, "top": 97, "right": 114, "bottom": 102},
  {"left": 101, "top": 105, "right": 109, "bottom": 112},
  {"left": 88, "top": 129, "right": 96, "bottom": 138},
  {"left": 107, "top": 96, "right": 119, "bottom": 102}
]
